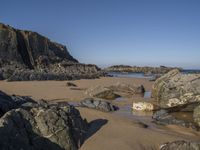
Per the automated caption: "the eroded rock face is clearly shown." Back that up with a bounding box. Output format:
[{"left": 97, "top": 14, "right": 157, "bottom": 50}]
[
  {"left": 0, "top": 23, "right": 102, "bottom": 81},
  {"left": 80, "top": 98, "right": 117, "bottom": 112},
  {"left": 160, "top": 140, "right": 200, "bottom": 150},
  {"left": 152, "top": 69, "right": 200, "bottom": 109},
  {"left": 0, "top": 91, "right": 88, "bottom": 150}
]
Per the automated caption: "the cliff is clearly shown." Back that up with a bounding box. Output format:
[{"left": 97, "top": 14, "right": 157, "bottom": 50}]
[{"left": 0, "top": 23, "right": 101, "bottom": 81}]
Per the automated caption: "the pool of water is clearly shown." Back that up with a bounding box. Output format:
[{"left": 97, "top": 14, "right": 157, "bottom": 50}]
[{"left": 143, "top": 91, "right": 152, "bottom": 99}]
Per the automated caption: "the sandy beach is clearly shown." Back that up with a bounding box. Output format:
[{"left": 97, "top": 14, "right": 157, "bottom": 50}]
[{"left": 0, "top": 77, "right": 200, "bottom": 150}]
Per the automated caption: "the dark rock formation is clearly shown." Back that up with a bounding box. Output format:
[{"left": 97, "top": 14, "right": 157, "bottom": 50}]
[
  {"left": 105, "top": 65, "right": 182, "bottom": 74},
  {"left": 160, "top": 140, "right": 200, "bottom": 150},
  {"left": 0, "top": 90, "right": 88, "bottom": 150},
  {"left": 0, "top": 91, "right": 36, "bottom": 116},
  {"left": 0, "top": 23, "right": 102, "bottom": 81},
  {"left": 80, "top": 98, "right": 117, "bottom": 112}
]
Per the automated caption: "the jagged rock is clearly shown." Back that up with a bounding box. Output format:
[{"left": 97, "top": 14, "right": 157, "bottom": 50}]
[
  {"left": 0, "top": 91, "right": 88, "bottom": 150},
  {"left": 105, "top": 65, "right": 182, "bottom": 74},
  {"left": 80, "top": 98, "right": 117, "bottom": 112},
  {"left": 0, "top": 91, "right": 36, "bottom": 116},
  {"left": 160, "top": 140, "right": 200, "bottom": 150},
  {"left": 132, "top": 102, "right": 159, "bottom": 111},
  {"left": 0, "top": 23, "right": 102, "bottom": 81},
  {"left": 85, "top": 86, "right": 120, "bottom": 100},
  {"left": 108, "top": 82, "right": 145, "bottom": 95},
  {"left": 152, "top": 69, "right": 200, "bottom": 109}
]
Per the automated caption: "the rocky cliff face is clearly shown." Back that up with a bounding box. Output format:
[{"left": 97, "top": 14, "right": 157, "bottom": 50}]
[
  {"left": 105, "top": 65, "right": 182, "bottom": 74},
  {"left": 0, "top": 23, "right": 101, "bottom": 80}
]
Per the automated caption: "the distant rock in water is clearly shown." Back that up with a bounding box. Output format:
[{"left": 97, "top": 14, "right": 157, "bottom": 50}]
[
  {"left": 0, "top": 23, "right": 102, "bottom": 81},
  {"left": 105, "top": 65, "right": 182, "bottom": 74}
]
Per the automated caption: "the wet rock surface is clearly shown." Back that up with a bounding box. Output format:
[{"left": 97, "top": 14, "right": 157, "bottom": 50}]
[
  {"left": 0, "top": 90, "right": 88, "bottom": 150},
  {"left": 160, "top": 140, "right": 200, "bottom": 150},
  {"left": 80, "top": 98, "right": 117, "bottom": 112},
  {"left": 0, "top": 23, "right": 102, "bottom": 81},
  {"left": 152, "top": 109, "right": 198, "bottom": 130}
]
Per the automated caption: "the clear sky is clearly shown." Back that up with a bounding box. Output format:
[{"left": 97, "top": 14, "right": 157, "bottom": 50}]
[{"left": 1, "top": 0, "right": 200, "bottom": 69}]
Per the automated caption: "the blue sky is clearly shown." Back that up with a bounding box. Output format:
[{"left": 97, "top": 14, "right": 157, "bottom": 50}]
[{"left": 1, "top": 0, "right": 200, "bottom": 69}]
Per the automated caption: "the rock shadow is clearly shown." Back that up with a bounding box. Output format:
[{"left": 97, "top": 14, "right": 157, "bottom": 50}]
[{"left": 83, "top": 119, "right": 108, "bottom": 142}]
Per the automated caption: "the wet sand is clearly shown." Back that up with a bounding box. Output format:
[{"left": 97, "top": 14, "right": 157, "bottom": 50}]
[{"left": 0, "top": 77, "right": 200, "bottom": 150}]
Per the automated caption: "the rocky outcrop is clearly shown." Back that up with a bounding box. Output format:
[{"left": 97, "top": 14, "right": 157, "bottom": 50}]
[
  {"left": 80, "top": 98, "right": 117, "bottom": 112},
  {"left": 105, "top": 65, "right": 182, "bottom": 74},
  {"left": 152, "top": 69, "right": 200, "bottom": 109},
  {"left": 0, "top": 23, "right": 102, "bottom": 81},
  {"left": 160, "top": 140, "right": 200, "bottom": 150},
  {"left": 0, "top": 90, "right": 88, "bottom": 150}
]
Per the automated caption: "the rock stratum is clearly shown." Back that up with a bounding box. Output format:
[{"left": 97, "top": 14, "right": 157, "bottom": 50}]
[
  {"left": 105, "top": 65, "right": 182, "bottom": 74},
  {"left": 0, "top": 23, "right": 101, "bottom": 81}
]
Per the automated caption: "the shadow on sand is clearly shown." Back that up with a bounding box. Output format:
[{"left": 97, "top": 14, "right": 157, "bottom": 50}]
[{"left": 83, "top": 119, "right": 108, "bottom": 142}]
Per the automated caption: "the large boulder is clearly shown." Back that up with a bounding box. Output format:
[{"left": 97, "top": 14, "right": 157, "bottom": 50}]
[
  {"left": 0, "top": 105, "right": 87, "bottom": 150},
  {"left": 152, "top": 69, "right": 200, "bottom": 109},
  {"left": 80, "top": 98, "right": 117, "bottom": 112},
  {"left": 0, "top": 23, "right": 102, "bottom": 81},
  {"left": 0, "top": 91, "right": 88, "bottom": 150},
  {"left": 85, "top": 86, "right": 120, "bottom": 100},
  {"left": 160, "top": 140, "right": 200, "bottom": 150}
]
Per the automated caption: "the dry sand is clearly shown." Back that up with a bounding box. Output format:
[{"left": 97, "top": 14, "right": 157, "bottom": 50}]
[{"left": 0, "top": 77, "right": 200, "bottom": 150}]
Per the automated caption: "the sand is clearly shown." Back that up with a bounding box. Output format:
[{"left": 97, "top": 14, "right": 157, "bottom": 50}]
[{"left": 0, "top": 77, "right": 200, "bottom": 150}]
